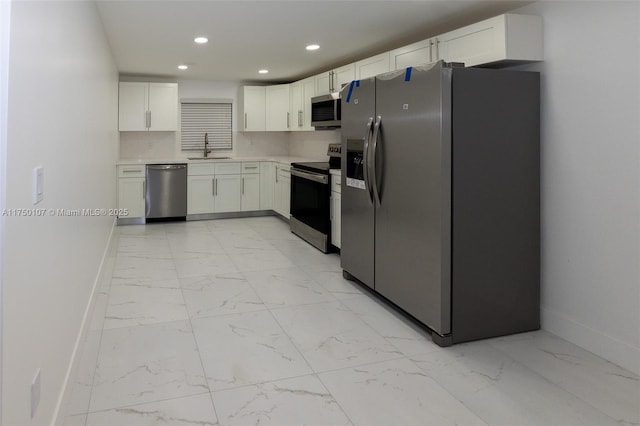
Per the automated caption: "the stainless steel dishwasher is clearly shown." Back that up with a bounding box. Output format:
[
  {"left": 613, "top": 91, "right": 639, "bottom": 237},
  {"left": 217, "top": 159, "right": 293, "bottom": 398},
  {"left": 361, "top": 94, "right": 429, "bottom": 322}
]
[{"left": 145, "top": 164, "right": 187, "bottom": 220}]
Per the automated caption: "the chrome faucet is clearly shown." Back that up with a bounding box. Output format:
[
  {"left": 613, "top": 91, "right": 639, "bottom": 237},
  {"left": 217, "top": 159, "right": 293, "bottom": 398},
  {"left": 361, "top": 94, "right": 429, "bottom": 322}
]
[{"left": 204, "top": 133, "right": 211, "bottom": 158}]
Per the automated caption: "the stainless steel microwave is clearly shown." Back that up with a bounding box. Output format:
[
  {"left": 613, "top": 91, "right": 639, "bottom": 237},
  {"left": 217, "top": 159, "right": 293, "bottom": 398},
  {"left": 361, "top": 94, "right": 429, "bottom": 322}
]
[{"left": 311, "top": 93, "right": 341, "bottom": 129}]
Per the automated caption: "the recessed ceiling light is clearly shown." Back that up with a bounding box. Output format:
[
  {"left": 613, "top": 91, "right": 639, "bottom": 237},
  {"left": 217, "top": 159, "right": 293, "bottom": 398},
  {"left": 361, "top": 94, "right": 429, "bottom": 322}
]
[
  {"left": 194, "top": 36, "right": 208, "bottom": 44},
  {"left": 258, "top": 69, "right": 269, "bottom": 74},
  {"left": 178, "top": 65, "right": 188, "bottom": 70},
  {"left": 306, "top": 44, "right": 320, "bottom": 51}
]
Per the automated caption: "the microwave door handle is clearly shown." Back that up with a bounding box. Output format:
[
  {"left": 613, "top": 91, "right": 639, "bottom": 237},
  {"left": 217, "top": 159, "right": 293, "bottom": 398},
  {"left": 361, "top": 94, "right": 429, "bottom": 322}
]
[
  {"left": 363, "top": 117, "right": 374, "bottom": 204},
  {"left": 371, "top": 115, "right": 382, "bottom": 206}
]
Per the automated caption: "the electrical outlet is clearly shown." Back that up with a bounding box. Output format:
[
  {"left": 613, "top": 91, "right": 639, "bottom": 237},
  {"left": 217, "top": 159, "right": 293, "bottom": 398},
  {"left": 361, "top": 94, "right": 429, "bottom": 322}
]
[{"left": 31, "top": 368, "right": 41, "bottom": 419}]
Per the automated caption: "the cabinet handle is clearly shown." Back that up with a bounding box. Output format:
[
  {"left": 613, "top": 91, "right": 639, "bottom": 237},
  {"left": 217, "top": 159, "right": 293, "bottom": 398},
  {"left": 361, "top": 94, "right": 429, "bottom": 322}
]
[
  {"left": 148, "top": 111, "right": 151, "bottom": 129},
  {"left": 435, "top": 39, "right": 440, "bottom": 61},
  {"left": 329, "top": 71, "right": 334, "bottom": 92},
  {"left": 298, "top": 110, "right": 303, "bottom": 127},
  {"left": 122, "top": 169, "right": 140, "bottom": 173},
  {"left": 212, "top": 178, "right": 215, "bottom": 196},
  {"left": 244, "top": 113, "right": 248, "bottom": 129},
  {"left": 244, "top": 166, "right": 258, "bottom": 170},
  {"left": 275, "top": 170, "right": 278, "bottom": 183},
  {"left": 287, "top": 112, "right": 290, "bottom": 129},
  {"left": 242, "top": 177, "right": 245, "bottom": 195},
  {"left": 215, "top": 178, "right": 218, "bottom": 196}
]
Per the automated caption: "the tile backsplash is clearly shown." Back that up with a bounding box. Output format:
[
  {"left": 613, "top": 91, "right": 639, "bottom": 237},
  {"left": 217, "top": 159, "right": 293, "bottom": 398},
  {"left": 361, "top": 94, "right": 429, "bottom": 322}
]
[
  {"left": 119, "top": 132, "right": 178, "bottom": 159},
  {"left": 120, "top": 129, "right": 341, "bottom": 161}
]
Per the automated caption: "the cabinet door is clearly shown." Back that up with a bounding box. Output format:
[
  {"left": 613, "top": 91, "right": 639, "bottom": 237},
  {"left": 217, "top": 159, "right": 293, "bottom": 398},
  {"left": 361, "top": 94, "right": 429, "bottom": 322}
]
[
  {"left": 148, "top": 83, "right": 178, "bottom": 131},
  {"left": 214, "top": 174, "right": 241, "bottom": 213},
  {"left": 315, "top": 72, "right": 331, "bottom": 95},
  {"left": 280, "top": 175, "right": 291, "bottom": 219},
  {"left": 289, "top": 81, "right": 303, "bottom": 132},
  {"left": 356, "top": 53, "right": 390, "bottom": 79},
  {"left": 187, "top": 175, "right": 215, "bottom": 214},
  {"left": 301, "top": 77, "right": 316, "bottom": 131},
  {"left": 266, "top": 84, "right": 291, "bottom": 131},
  {"left": 331, "top": 191, "right": 341, "bottom": 248},
  {"left": 260, "top": 162, "right": 274, "bottom": 210},
  {"left": 437, "top": 15, "right": 508, "bottom": 66},
  {"left": 333, "top": 64, "right": 356, "bottom": 91},
  {"left": 118, "top": 177, "right": 145, "bottom": 218},
  {"left": 242, "top": 86, "right": 266, "bottom": 131},
  {"left": 389, "top": 39, "right": 434, "bottom": 70},
  {"left": 241, "top": 174, "right": 260, "bottom": 211},
  {"left": 118, "top": 82, "right": 147, "bottom": 131}
]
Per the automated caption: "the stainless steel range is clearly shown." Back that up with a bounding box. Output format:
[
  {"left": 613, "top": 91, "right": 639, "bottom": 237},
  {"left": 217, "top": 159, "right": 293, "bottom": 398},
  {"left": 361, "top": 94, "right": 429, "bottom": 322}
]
[{"left": 289, "top": 143, "right": 341, "bottom": 252}]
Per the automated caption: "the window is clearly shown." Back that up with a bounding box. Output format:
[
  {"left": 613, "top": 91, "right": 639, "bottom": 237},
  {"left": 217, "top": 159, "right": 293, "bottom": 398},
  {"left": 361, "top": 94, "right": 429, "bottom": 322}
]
[{"left": 180, "top": 100, "right": 232, "bottom": 151}]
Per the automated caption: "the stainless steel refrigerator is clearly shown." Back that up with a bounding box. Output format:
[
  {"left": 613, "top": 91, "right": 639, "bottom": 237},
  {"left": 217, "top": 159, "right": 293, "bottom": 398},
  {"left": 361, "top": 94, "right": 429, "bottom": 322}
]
[{"left": 340, "top": 61, "right": 540, "bottom": 346}]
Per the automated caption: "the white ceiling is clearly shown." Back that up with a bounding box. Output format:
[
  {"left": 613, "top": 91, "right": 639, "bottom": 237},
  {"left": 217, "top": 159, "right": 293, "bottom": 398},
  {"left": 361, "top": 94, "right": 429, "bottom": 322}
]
[{"left": 95, "top": 0, "right": 530, "bottom": 83}]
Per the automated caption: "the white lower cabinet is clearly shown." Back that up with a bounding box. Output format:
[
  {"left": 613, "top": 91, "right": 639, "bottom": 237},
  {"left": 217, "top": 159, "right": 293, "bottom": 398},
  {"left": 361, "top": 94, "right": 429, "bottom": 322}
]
[
  {"left": 241, "top": 162, "right": 260, "bottom": 211},
  {"left": 273, "top": 164, "right": 290, "bottom": 219},
  {"left": 259, "top": 162, "right": 274, "bottom": 210},
  {"left": 187, "top": 175, "right": 215, "bottom": 214},
  {"left": 187, "top": 163, "right": 242, "bottom": 214},
  {"left": 117, "top": 165, "right": 146, "bottom": 220},
  {"left": 330, "top": 173, "right": 341, "bottom": 249}
]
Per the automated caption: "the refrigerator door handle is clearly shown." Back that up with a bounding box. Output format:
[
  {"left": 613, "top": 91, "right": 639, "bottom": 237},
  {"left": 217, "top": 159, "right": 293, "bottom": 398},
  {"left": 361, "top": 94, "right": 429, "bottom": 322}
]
[
  {"left": 363, "top": 117, "right": 374, "bottom": 204},
  {"left": 371, "top": 115, "right": 382, "bottom": 206}
]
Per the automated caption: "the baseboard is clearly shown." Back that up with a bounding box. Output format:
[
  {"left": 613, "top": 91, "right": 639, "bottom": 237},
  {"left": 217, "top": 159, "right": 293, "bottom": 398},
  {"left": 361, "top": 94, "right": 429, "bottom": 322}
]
[
  {"left": 541, "top": 305, "right": 640, "bottom": 375},
  {"left": 51, "top": 218, "right": 118, "bottom": 425}
]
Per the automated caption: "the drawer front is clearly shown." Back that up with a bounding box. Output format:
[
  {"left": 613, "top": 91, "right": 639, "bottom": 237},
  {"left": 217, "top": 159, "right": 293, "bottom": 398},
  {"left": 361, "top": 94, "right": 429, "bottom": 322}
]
[
  {"left": 242, "top": 162, "right": 260, "bottom": 174},
  {"left": 215, "top": 162, "right": 241, "bottom": 175},
  {"left": 331, "top": 174, "right": 341, "bottom": 193},
  {"left": 118, "top": 165, "right": 145, "bottom": 178},
  {"left": 276, "top": 164, "right": 290, "bottom": 178},
  {"left": 188, "top": 163, "right": 216, "bottom": 176}
]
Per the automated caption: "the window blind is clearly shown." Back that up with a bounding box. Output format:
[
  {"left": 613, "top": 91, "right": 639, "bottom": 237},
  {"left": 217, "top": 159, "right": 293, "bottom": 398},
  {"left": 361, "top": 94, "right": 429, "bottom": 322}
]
[{"left": 180, "top": 102, "right": 232, "bottom": 151}]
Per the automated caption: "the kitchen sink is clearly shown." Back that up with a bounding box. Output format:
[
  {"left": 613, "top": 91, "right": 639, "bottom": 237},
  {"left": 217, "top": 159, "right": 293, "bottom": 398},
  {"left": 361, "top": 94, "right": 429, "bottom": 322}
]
[{"left": 187, "top": 157, "right": 231, "bottom": 160}]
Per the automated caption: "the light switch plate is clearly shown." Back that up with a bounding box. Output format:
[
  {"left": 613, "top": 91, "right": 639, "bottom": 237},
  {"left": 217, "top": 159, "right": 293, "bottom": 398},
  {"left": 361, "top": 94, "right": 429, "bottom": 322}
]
[{"left": 33, "top": 166, "right": 43, "bottom": 204}]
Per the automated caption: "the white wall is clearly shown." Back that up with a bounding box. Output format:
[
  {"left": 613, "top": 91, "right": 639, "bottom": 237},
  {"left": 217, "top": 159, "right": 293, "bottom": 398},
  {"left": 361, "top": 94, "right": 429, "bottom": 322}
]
[
  {"left": 3, "top": 1, "right": 118, "bottom": 424},
  {"left": 512, "top": 1, "right": 640, "bottom": 374}
]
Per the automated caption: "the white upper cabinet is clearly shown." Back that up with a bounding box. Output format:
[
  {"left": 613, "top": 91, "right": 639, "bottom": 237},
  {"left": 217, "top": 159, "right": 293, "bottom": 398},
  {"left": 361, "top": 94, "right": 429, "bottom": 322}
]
[
  {"left": 356, "top": 52, "right": 390, "bottom": 79},
  {"left": 289, "top": 77, "right": 315, "bottom": 131},
  {"left": 315, "top": 63, "right": 356, "bottom": 95},
  {"left": 437, "top": 14, "right": 543, "bottom": 67},
  {"left": 118, "top": 82, "right": 178, "bottom": 131},
  {"left": 239, "top": 86, "right": 266, "bottom": 132},
  {"left": 266, "top": 84, "right": 291, "bottom": 131},
  {"left": 390, "top": 38, "right": 438, "bottom": 71}
]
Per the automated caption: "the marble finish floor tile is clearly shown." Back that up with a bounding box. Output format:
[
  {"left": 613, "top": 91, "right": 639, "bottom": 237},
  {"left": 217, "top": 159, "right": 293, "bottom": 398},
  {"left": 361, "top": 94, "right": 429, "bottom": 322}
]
[
  {"left": 319, "top": 357, "right": 487, "bottom": 426},
  {"left": 412, "top": 343, "right": 619, "bottom": 425},
  {"left": 112, "top": 255, "right": 178, "bottom": 281},
  {"left": 228, "top": 248, "right": 296, "bottom": 272},
  {"left": 174, "top": 253, "right": 238, "bottom": 278},
  {"left": 86, "top": 393, "right": 218, "bottom": 426},
  {"left": 488, "top": 331, "right": 640, "bottom": 425},
  {"left": 243, "top": 267, "right": 335, "bottom": 308},
  {"left": 271, "top": 301, "right": 403, "bottom": 372},
  {"left": 212, "top": 375, "right": 352, "bottom": 426},
  {"left": 180, "top": 273, "right": 266, "bottom": 318},
  {"left": 192, "top": 310, "right": 313, "bottom": 391},
  {"left": 340, "top": 294, "right": 439, "bottom": 357},
  {"left": 90, "top": 320, "right": 208, "bottom": 412},
  {"left": 301, "top": 264, "right": 364, "bottom": 300},
  {"left": 103, "top": 284, "right": 189, "bottom": 329},
  {"left": 64, "top": 217, "right": 640, "bottom": 426}
]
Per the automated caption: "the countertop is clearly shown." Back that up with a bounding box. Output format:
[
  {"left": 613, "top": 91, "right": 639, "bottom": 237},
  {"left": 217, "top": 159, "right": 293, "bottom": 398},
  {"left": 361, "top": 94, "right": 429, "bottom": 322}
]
[{"left": 117, "top": 156, "right": 327, "bottom": 166}]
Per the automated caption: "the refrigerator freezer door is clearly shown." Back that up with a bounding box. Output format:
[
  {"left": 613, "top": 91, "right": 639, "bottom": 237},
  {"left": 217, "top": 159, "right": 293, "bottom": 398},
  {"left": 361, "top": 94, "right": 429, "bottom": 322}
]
[
  {"left": 373, "top": 63, "right": 452, "bottom": 335},
  {"left": 340, "top": 78, "right": 376, "bottom": 289}
]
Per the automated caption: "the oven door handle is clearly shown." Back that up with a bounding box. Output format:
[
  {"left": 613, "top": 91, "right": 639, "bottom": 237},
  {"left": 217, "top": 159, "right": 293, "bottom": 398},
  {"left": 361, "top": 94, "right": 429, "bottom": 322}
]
[{"left": 291, "top": 168, "right": 329, "bottom": 184}]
